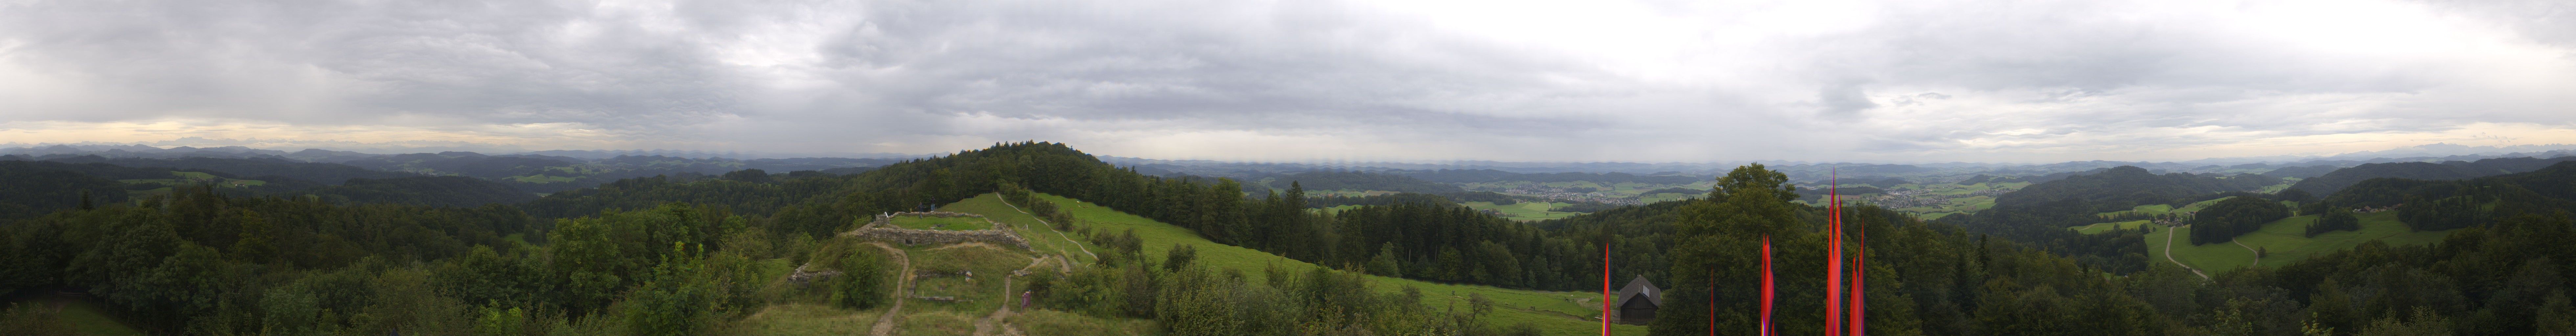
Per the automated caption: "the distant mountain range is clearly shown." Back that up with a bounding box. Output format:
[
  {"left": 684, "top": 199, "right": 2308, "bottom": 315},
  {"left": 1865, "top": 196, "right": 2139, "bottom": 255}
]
[{"left": 10, "top": 141, "right": 2573, "bottom": 190}]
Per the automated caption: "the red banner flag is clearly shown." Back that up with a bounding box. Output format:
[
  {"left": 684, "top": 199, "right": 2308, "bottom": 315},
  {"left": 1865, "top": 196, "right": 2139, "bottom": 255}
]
[
  {"left": 1760, "top": 235, "right": 1774, "bottom": 336},
  {"left": 1852, "top": 222, "right": 1866, "bottom": 336},
  {"left": 1826, "top": 170, "right": 1843, "bottom": 336}
]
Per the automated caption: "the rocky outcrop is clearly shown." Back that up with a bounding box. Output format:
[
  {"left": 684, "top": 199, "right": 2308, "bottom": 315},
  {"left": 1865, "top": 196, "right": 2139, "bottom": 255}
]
[{"left": 788, "top": 264, "right": 844, "bottom": 286}]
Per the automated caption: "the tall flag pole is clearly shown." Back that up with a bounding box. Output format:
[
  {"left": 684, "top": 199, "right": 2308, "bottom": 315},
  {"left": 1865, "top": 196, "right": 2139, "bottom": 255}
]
[
  {"left": 1852, "top": 218, "right": 1867, "bottom": 336},
  {"left": 1826, "top": 169, "right": 1843, "bottom": 336},
  {"left": 1760, "top": 235, "right": 1775, "bottom": 336},
  {"left": 1708, "top": 268, "right": 1715, "bottom": 336},
  {"left": 1603, "top": 242, "right": 1612, "bottom": 336}
]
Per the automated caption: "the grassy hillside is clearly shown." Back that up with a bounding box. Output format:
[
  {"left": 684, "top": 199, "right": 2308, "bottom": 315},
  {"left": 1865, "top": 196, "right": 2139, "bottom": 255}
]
[
  {"left": 2078, "top": 197, "right": 2244, "bottom": 235},
  {"left": 1463, "top": 201, "right": 1585, "bottom": 221},
  {"left": 2147, "top": 211, "right": 2454, "bottom": 275},
  {"left": 2098, "top": 204, "right": 2176, "bottom": 217},
  {"left": 938, "top": 194, "right": 1100, "bottom": 265},
  {"left": 2150, "top": 225, "right": 2258, "bottom": 274},
  {"left": 958, "top": 193, "right": 1646, "bottom": 335},
  {"left": 2071, "top": 220, "right": 2151, "bottom": 235},
  {"left": 2230, "top": 211, "right": 2453, "bottom": 267}
]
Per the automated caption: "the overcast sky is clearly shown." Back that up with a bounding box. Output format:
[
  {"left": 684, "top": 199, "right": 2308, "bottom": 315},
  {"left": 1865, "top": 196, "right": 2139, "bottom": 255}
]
[{"left": 2, "top": 0, "right": 2571, "bottom": 162}]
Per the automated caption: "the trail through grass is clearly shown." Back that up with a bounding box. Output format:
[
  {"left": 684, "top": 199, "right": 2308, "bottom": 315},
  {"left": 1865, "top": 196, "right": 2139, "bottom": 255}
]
[
  {"left": 980, "top": 193, "right": 1645, "bottom": 335},
  {"left": 938, "top": 194, "right": 1097, "bottom": 265},
  {"left": 2145, "top": 211, "right": 2454, "bottom": 275}
]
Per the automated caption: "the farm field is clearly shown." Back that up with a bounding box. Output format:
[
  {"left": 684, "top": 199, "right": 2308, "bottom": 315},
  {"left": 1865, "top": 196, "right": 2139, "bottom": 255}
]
[
  {"left": 117, "top": 171, "right": 269, "bottom": 195},
  {"left": 1307, "top": 189, "right": 1401, "bottom": 197},
  {"left": 2147, "top": 211, "right": 2453, "bottom": 275},
  {"left": 2090, "top": 197, "right": 2238, "bottom": 220},
  {"left": 2099, "top": 204, "right": 2177, "bottom": 217},
  {"left": 1636, "top": 191, "right": 1700, "bottom": 203},
  {"left": 1461, "top": 180, "right": 1713, "bottom": 199},
  {"left": 1462, "top": 201, "right": 1585, "bottom": 221},
  {"left": 2071, "top": 220, "right": 2153, "bottom": 235},
  {"left": 984, "top": 193, "right": 1647, "bottom": 335}
]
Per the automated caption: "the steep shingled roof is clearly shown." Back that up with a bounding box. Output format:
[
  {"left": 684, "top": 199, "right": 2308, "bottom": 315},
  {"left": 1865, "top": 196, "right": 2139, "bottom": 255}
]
[{"left": 1617, "top": 275, "right": 1662, "bottom": 307}]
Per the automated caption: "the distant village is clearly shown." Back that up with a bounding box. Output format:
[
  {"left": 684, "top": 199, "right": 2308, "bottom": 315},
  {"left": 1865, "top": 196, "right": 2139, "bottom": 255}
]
[{"left": 1468, "top": 185, "right": 1651, "bottom": 205}]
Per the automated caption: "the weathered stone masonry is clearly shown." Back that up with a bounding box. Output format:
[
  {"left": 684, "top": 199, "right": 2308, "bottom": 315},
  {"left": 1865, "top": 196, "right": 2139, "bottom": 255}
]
[{"left": 849, "top": 212, "right": 1033, "bottom": 250}]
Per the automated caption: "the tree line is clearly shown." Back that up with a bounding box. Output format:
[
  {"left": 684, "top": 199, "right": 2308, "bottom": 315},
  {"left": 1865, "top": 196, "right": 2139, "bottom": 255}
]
[{"left": 2187, "top": 196, "right": 2291, "bottom": 245}]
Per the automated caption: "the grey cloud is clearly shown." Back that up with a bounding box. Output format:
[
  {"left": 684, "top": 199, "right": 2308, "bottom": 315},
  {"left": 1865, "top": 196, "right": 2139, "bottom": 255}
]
[
  {"left": 1818, "top": 81, "right": 1877, "bottom": 116},
  {"left": 0, "top": 0, "right": 2570, "bottom": 162}
]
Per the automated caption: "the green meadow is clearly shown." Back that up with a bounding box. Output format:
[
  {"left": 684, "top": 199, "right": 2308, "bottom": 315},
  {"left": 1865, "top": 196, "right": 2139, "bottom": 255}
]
[
  {"left": 2071, "top": 220, "right": 2153, "bottom": 235},
  {"left": 1463, "top": 201, "right": 1586, "bottom": 221},
  {"left": 968, "top": 193, "right": 1646, "bottom": 335},
  {"left": 2147, "top": 211, "right": 2453, "bottom": 275}
]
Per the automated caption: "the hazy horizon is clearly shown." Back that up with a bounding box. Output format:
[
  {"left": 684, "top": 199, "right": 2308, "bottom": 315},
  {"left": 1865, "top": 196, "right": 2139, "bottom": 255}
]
[{"left": 8, "top": 139, "right": 2574, "bottom": 167}]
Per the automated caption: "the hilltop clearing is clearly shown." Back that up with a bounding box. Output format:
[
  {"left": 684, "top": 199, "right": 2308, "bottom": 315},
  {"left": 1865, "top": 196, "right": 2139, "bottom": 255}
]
[{"left": 950, "top": 192, "right": 1643, "bottom": 335}]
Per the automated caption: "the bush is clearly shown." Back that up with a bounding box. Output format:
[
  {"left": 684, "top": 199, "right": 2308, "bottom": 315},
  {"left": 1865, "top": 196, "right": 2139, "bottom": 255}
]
[
  {"left": 829, "top": 248, "right": 892, "bottom": 309},
  {"left": 2305, "top": 207, "right": 2361, "bottom": 237},
  {"left": 0, "top": 303, "right": 76, "bottom": 336},
  {"left": 1163, "top": 244, "right": 1197, "bottom": 272}
]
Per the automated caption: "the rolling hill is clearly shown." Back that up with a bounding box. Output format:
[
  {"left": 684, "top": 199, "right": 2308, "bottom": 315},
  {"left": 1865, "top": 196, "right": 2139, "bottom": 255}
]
[
  {"left": 2287, "top": 156, "right": 2576, "bottom": 195},
  {"left": 947, "top": 192, "right": 1645, "bottom": 335}
]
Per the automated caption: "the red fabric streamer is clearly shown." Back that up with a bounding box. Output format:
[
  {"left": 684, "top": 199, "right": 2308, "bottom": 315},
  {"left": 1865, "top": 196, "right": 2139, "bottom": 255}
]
[{"left": 1760, "top": 235, "right": 1774, "bottom": 336}]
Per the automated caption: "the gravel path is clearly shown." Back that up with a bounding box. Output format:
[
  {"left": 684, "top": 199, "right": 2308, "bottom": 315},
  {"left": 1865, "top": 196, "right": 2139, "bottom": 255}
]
[
  {"left": 867, "top": 242, "right": 912, "bottom": 336},
  {"left": 2232, "top": 240, "right": 2261, "bottom": 268},
  {"left": 998, "top": 194, "right": 1098, "bottom": 262},
  {"left": 2163, "top": 225, "right": 2212, "bottom": 280}
]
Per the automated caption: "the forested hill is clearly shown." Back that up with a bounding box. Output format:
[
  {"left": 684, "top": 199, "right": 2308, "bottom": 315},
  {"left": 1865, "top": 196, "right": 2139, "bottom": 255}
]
[
  {"left": 1926, "top": 166, "right": 2281, "bottom": 274},
  {"left": 2261, "top": 164, "right": 2341, "bottom": 178},
  {"left": 44, "top": 156, "right": 422, "bottom": 184},
  {"left": 0, "top": 161, "right": 132, "bottom": 220},
  {"left": 0, "top": 158, "right": 542, "bottom": 217},
  {"left": 1991, "top": 166, "right": 2281, "bottom": 208},
  {"left": 1386, "top": 168, "right": 1705, "bottom": 184},
  {"left": 302, "top": 176, "right": 540, "bottom": 207},
  {"left": 2288, "top": 156, "right": 2576, "bottom": 195}
]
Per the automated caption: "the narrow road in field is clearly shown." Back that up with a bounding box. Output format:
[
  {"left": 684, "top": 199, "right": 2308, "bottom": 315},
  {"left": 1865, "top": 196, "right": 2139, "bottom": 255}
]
[
  {"left": 867, "top": 242, "right": 913, "bottom": 336},
  {"left": 2232, "top": 240, "right": 2261, "bottom": 267},
  {"left": 2164, "top": 226, "right": 2212, "bottom": 281},
  {"left": 997, "top": 194, "right": 1098, "bottom": 262},
  {"left": 973, "top": 256, "right": 1051, "bottom": 336}
]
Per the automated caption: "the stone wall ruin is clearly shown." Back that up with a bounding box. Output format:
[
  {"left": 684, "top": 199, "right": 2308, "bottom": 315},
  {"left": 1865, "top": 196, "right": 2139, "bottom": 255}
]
[{"left": 850, "top": 212, "right": 1033, "bottom": 250}]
